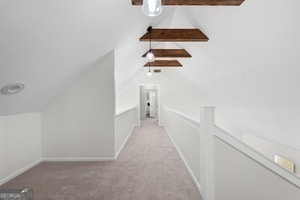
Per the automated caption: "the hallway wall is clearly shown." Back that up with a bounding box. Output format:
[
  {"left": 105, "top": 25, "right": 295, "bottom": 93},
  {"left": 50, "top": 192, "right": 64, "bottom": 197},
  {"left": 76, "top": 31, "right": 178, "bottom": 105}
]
[
  {"left": 115, "top": 107, "right": 138, "bottom": 157},
  {"left": 41, "top": 51, "right": 115, "bottom": 160},
  {"left": 139, "top": 86, "right": 146, "bottom": 119},
  {"left": 116, "top": 68, "right": 241, "bottom": 138},
  {"left": 116, "top": 67, "right": 300, "bottom": 178},
  {"left": 116, "top": 69, "right": 203, "bottom": 117},
  {"left": 242, "top": 132, "right": 300, "bottom": 175},
  {"left": 0, "top": 113, "right": 41, "bottom": 184}
]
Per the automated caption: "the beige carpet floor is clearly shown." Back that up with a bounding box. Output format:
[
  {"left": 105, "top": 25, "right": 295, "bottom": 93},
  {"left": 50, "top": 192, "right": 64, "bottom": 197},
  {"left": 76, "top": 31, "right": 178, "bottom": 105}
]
[{"left": 1, "top": 119, "right": 202, "bottom": 200}]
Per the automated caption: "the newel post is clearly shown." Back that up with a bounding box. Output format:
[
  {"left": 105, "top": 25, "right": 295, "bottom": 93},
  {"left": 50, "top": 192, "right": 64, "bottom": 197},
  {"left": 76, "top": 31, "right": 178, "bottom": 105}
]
[{"left": 200, "top": 106, "right": 215, "bottom": 200}]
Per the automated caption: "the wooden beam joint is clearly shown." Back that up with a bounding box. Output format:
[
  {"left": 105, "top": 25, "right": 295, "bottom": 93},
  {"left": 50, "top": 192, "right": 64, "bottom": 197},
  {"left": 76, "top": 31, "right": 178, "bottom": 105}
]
[
  {"left": 140, "top": 28, "right": 209, "bottom": 42},
  {"left": 142, "top": 49, "right": 192, "bottom": 58},
  {"left": 144, "top": 60, "right": 183, "bottom": 67},
  {"left": 132, "top": 0, "right": 245, "bottom": 6}
]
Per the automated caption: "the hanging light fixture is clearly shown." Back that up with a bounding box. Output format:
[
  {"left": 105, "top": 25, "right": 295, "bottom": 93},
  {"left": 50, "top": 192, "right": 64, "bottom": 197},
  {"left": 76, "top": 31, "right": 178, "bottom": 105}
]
[
  {"left": 146, "top": 26, "right": 155, "bottom": 62},
  {"left": 142, "top": 0, "right": 162, "bottom": 17},
  {"left": 146, "top": 51, "right": 155, "bottom": 62},
  {"left": 147, "top": 63, "right": 152, "bottom": 76}
]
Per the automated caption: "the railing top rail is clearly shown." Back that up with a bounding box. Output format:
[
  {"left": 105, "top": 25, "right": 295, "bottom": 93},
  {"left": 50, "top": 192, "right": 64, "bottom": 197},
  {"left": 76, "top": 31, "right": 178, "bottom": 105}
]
[
  {"left": 115, "top": 106, "right": 136, "bottom": 117},
  {"left": 214, "top": 125, "right": 300, "bottom": 188},
  {"left": 165, "top": 107, "right": 200, "bottom": 130}
]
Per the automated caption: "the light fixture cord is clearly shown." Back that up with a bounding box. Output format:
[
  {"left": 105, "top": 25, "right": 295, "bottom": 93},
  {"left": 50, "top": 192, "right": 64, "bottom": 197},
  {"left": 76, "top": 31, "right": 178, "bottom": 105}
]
[
  {"left": 150, "top": 28, "right": 152, "bottom": 50},
  {"left": 148, "top": 26, "right": 152, "bottom": 52}
]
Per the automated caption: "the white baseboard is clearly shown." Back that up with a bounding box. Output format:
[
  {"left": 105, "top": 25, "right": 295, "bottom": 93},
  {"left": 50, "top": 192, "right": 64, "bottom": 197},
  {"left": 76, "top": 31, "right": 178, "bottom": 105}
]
[
  {"left": 0, "top": 159, "right": 42, "bottom": 186},
  {"left": 114, "top": 125, "right": 137, "bottom": 160},
  {"left": 164, "top": 126, "right": 202, "bottom": 194},
  {"left": 42, "top": 157, "right": 115, "bottom": 162}
]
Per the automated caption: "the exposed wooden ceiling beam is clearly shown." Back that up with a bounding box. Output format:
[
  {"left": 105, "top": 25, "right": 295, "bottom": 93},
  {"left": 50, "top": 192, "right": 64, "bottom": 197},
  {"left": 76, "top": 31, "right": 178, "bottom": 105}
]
[
  {"left": 142, "top": 49, "right": 192, "bottom": 58},
  {"left": 132, "top": 0, "right": 244, "bottom": 6},
  {"left": 140, "top": 29, "right": 208, "bottom": 42},
  {"left": 144, "top": 60, "right": 183, "bottom": 67}
]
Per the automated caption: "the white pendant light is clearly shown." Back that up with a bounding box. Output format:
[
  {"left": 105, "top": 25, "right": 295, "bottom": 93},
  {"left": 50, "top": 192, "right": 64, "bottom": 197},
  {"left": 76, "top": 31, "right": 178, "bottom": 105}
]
[
  {"left": 146, "top": 26, "right": 155, "bottom": 62},
  {"left": 147, "top": 65, "right": 152, "bottom": 76},
  {"left": 142, "top": 0, "right": 162, "bottom": 17},
  {"left": 146, "top": 51, "right": 155, "bottom": 62}
]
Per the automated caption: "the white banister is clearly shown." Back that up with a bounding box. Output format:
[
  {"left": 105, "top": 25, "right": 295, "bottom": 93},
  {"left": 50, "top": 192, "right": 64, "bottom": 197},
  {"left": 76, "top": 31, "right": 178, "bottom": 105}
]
[
  {"left": 200, "top": 106, "right": 215, "bottom": 200},
  {"left": 163, "top": 106, "right": 300, "bottom": 200},
  {"left": 165, "top": 107, "right": 200, "bottom": 130},
  {"left": 115, "top": 106, "right": 136, "bottom": 117},
  {"left": 214, "top": 125, "right": 300, "bottom": 188}
]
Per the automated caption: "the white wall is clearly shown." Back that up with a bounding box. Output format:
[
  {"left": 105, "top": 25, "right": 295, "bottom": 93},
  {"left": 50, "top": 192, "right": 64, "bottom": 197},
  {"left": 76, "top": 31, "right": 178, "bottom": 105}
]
[
  {"left": 171, "top": 1, "right": 300, "bottom": 150},
  {"left": 117, "top": 68, "right": 242, "bottom": 139},
  {"left": 41, "top": 51, "right": 115, "bottom": 160},
  {"left": 117, "top": 69, "right": 203, "bottom": 117},
  {"left": 115, "top": 107, "right": 138, "bottom": 158},
  {"left": 162, "top": 107, "right": 201, "bottom": 190},
  {"left": 242, "top": 132, "right": 300, "bottom": 176},
  {"left": 214, "top": 137, "right": 300, "bottom": 200},
  {"left": 139, "top": 86, "right": 146, "bottom": 119},
  {"left": 0, "top": 113, "right": 41, "bottom": 185}
]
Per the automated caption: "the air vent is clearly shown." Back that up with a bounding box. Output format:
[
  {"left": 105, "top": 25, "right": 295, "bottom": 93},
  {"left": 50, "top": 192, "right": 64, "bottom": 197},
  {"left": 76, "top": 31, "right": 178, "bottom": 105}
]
[{"left": 153, "top": 69, "right": 161, "bottom": 73}]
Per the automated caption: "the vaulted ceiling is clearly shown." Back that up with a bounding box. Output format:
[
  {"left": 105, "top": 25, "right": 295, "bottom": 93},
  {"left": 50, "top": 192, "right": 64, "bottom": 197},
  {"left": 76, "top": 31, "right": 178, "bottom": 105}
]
[{"left": 1, "top": 0, "right": 300, "bottom": 150}]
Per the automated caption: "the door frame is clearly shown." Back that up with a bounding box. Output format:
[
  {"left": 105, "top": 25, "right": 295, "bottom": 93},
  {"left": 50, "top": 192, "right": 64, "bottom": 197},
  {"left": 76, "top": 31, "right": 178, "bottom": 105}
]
[{"left": 137, "top": 84, "right": 161, "bottom": 126}]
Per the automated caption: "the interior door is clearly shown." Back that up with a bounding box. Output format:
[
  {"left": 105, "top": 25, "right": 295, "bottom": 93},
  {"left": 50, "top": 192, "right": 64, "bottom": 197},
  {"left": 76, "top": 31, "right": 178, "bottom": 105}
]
[{"left": 149, "top": 91, "right": 157, "bottom": 118}]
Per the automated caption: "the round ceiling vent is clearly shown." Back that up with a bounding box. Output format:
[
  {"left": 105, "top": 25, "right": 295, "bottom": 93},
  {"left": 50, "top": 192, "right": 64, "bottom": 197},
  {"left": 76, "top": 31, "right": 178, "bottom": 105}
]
[{"left": 1, "top": 83, "right": 25, "bottom": 95}]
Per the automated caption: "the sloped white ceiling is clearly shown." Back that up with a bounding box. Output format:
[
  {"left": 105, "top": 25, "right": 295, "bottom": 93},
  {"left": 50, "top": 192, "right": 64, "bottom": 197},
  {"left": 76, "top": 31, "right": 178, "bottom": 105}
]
[
  {"left": 0, "top": 0, "right": 299, "bottom": 149},
  {"left": 170, "top": 0, "right": 300, "bottom": 149},
  {"left": 0, "top": 0, "right": 173, "bottom": 115}
]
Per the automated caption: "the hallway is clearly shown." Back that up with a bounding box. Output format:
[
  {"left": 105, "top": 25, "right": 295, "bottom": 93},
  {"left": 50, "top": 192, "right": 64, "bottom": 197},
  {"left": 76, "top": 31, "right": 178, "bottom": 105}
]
[{"left": 1, "top": 119, "right": 202, "bottom": 200}]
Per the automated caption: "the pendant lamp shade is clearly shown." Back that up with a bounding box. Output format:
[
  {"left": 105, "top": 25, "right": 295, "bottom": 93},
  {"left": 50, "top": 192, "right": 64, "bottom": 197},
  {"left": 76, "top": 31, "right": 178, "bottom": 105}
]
[
  {"left": 146, "top": 51, "right": 155, "bottom": 62},
  {"left": 142, "top": 0, "right": 162, "bottom": 17}
]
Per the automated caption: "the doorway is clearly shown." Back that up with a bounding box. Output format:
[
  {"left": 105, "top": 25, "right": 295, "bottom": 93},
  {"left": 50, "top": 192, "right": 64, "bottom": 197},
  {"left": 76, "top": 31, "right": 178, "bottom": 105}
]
[{"left": 138, "top": 85, "right": 160, "bottom": 126}]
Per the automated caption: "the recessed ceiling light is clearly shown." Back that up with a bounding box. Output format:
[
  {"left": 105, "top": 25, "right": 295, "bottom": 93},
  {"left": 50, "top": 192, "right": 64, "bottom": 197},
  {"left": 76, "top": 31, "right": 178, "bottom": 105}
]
[{"left": 1, "top": 83, "right": 25, "bottom": 95}]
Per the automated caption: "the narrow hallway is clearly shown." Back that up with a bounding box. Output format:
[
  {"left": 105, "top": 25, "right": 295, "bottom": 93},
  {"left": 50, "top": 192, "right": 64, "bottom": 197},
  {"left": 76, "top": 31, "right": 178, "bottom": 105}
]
[{"left": 1, "top": 119, "right": 202, "bottom": 200}]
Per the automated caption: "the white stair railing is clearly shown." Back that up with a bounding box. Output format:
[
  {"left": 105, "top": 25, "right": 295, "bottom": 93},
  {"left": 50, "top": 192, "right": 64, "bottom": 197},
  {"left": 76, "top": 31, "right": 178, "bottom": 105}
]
[
  {"left": 163, "top": 106, "right": 300, "bottom": 200},
  {"left": 200, "top": 106, "right": 300, "bottom": 200}
]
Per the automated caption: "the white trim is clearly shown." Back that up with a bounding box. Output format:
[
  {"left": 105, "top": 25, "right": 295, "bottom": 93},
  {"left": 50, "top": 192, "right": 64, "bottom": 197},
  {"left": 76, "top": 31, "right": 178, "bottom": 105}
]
[
  {"left": 115, "top": 107, "right": 136, "bottom": 117},
  {"left": 42, "top": 157, "right": 115, "bottom": 162},
  {"left": 200, "top": 106, "right": 215, "bottom": 200},
  {"left": 164, "top": 126, "right": 202, "bottom": 194},
  {"left": 214, "top": 126, "right": 300, "bottom": 188},
  {"left": 0, "top": 159, "right": 42, "bottom": 186},
  {"left": 165, "top": 107, "right": 200, "bottom": 130},
  {"left": 115, "top": 126, "right": 136, "bottom": 160}
]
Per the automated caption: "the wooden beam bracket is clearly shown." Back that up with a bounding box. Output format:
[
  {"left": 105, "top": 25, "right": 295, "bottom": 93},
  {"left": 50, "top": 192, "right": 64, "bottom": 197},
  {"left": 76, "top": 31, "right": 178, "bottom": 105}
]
[
  {"left": 144, "top": 60, "right": 183, "bottom": 67},
  {"left": 142, "top": 49, "right": 192, "bottom": 58},
  {"left": 140, "top": 28, "right": 209, "bottom": 42},
  {"left": 132, "top": 0, "right": 245, "bottom": 6}
]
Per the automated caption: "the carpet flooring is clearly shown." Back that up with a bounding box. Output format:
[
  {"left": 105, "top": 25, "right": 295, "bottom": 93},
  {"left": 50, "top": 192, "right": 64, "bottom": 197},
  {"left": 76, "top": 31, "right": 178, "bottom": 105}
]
[{"left": 1, "top": 119, "right": 202, "bottom": 200}]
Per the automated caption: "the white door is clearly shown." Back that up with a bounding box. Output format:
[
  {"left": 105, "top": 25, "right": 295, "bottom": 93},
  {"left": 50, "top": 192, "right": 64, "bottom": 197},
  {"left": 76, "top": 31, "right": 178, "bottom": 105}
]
[{"left": 149, "top": 91, "right": 157, "bottom": 118}]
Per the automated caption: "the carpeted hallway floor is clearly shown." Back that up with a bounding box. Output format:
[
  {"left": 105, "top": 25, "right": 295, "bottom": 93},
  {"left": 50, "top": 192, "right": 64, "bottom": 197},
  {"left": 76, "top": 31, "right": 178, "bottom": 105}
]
[{"left": 1, "top": 119, "right": 202, "bottom": 200}]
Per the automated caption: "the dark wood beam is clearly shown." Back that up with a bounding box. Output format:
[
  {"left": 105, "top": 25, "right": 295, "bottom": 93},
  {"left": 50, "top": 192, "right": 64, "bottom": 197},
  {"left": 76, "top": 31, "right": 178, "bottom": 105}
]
[
  {"left": 140, "top": 29, "right": 208, "bottom": 42},
  {"left": 142, "top": 49, "right": 192, "bottom": 58},
  {"left": 132, "top": 0, "right": 244, "bottom": 6},
  {"left": 144, "top": 60, "right": 182, "bottom": 67}
]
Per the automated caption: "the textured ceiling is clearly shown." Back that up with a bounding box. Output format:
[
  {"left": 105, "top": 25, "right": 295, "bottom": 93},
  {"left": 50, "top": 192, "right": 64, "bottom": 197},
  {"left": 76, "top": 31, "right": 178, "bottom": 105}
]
[{"left": 0, "top": 0, "right": 299, "bottom": 149}]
